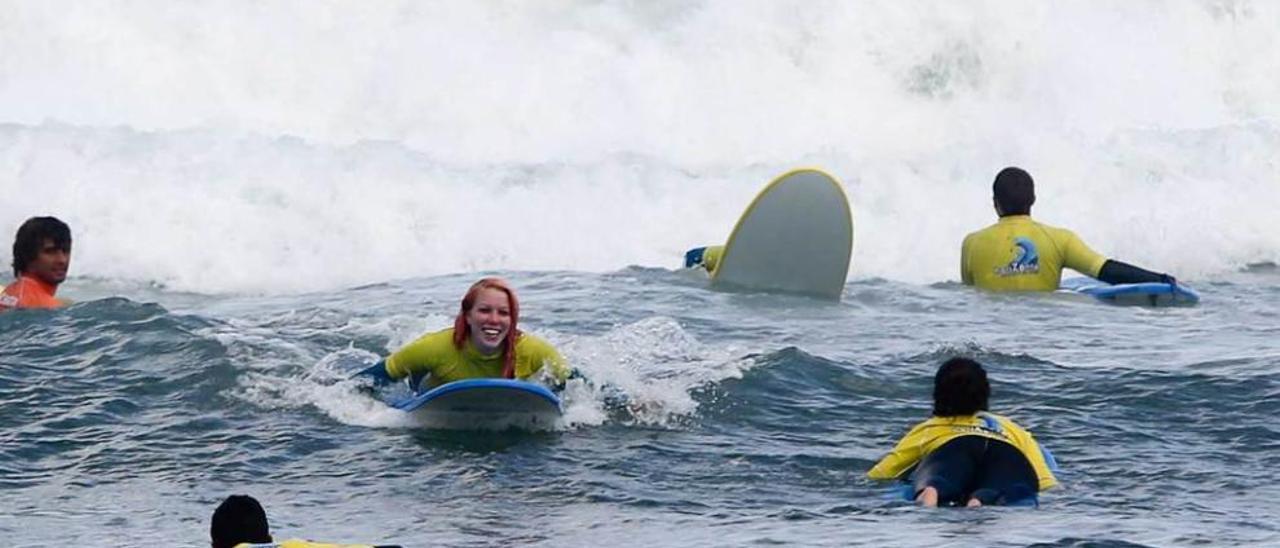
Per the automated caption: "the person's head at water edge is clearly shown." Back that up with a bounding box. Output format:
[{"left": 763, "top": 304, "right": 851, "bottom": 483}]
[
  {"left": 210, "top": 494, "right": 272, "bottom": 548},
  {"left": 12, "top": 216, "right": 71, "bottom": 285},
  {"left": 453, "top": 276, "right": 521, "bottom": 374},
  {"left": 2, "top": 216, "right": 73, "bottom": 311},
  {"left": 992, "top": 167, "right": 1035, "bottom": 217}
]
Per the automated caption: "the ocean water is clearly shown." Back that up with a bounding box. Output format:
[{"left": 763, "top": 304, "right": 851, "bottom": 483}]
[{"left": 2, "top": 2, "right": 1279, "bottom": 546}]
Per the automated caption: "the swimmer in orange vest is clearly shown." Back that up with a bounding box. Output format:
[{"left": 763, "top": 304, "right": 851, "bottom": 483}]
[{"left": 1, "top": 216, "right": 72, "bottom": 312}]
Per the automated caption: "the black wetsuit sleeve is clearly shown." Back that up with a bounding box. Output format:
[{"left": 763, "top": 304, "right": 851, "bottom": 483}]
[
  {"left": 353, "top": 359, "right": 396, "bottom": 385},
  {"left": 1096, "top": 259, "right": 1173, "bottom": 285}
]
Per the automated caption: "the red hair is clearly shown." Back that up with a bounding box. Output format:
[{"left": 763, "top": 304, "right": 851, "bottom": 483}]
[{"left": 453, "top": 277, "right": 521, "bottom": 378}]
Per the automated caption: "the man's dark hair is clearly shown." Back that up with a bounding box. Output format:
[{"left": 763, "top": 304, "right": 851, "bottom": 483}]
[
  {"left": 12, "top": 216, "right": 71, "bottom": 277},
  {"left": 932, "top": 357, "right": 990, "bottom": 416},
  {"left": 211, "top": 495, "right": 272, "bottom": 548},
  {"left": 992, "top": 167, "right": 1035, "bottom": 216}
]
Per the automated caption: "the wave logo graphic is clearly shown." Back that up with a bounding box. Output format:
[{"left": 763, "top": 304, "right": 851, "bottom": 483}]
[{"left": 995, "top": 237, "right": 1040, "bottom": 276}]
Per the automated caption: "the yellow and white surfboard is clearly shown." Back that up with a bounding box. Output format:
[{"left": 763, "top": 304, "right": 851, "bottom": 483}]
[{"left": 710, "top": 168, "right": 853, "bottom": 299}]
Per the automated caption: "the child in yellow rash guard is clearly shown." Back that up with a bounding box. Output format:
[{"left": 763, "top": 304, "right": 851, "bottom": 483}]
[
  {"left": 384, "top": 327, "right": 568, "bottom": 389},
  {"left": 960, "top": 215, "right": 1107, "bottom": 291},
  {"left": 237, "top": 541, "right": 385, "bottom": 548},
  {"left": 211, "top": 494, "right": 400, "bottom": 548},
  {"left": 868, "top": 358, "right": 1058, "bottom": 507}
]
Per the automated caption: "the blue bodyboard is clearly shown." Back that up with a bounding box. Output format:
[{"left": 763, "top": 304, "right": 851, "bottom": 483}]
[
  {"left": 1059, "top": 277, "right": 1200, "bottom": 307},
  {"left": 887, "top": 482, "right": 1038, "bottom": 507},
  {"left": 390, "top": 378, "right": 562, "bottom": 430}
]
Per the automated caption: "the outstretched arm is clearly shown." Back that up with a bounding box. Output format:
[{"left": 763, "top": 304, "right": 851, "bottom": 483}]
[
  {"left": 683, "top": 245, "right": 724, "bottom": 273},
  {"left": 353, "top": 359, "right": 396, "bottom": 385},
  {"left": 960, "top": 236, "right": 974, "bottom": 285},
  {"left": 1096, "top": 259, "right": 1174, "bottom": 285},
  {"left": 867, "top": 423, "right": 928, "bottom": 480}
]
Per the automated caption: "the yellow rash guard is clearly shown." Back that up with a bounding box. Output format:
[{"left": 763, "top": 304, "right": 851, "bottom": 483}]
[
  {"left": 867, "top": 412, "right": 1058, "bottom": 491},
  {"left": 383, "top": 327, "right": 569, "bottom": 388},
  {"left": 961, "top": 215, "right": 1107, "bottom": 291},
  {"left": 237, "top": 540, "right": 377, "bottom": 548},
  {"left": 698, "top": 245, "right": 725, "bottom": 274}
]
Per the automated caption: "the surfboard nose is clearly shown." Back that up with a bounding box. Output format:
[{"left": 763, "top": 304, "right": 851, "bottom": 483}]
[{"left": 710, "top": 169, "right": 853, "bottom": 299}]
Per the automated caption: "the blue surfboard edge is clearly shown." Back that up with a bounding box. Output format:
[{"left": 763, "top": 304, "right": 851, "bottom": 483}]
[
  {"left": 390, "top": 378, "right": 561, "bottom": 413},
  {"left": 1059, "top": 277, "right": 1200, "bottom": 306},
  {"left": 886, "top": 482, "right": 1039, "bottom": 507}
]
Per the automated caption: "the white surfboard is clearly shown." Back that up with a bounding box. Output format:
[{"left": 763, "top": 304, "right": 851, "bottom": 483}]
[{"left": 711, "top": 169, "right": 854, "bottom": 299}]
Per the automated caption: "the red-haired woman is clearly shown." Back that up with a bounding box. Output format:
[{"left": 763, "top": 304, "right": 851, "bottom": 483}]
[{"left": 360, "top": 277, "right": 569, "bottom": 389}]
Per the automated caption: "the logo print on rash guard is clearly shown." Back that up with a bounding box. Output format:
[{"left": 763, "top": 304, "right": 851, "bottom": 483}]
[{"left": 995, "top": 237, "right": 1040, "bottom": 276}]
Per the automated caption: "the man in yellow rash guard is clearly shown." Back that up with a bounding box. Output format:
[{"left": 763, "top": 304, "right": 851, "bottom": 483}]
[
  {"left": 868, "top": 358, "right": 1058, "bottom": 507},
  {"left": 961, "top": 167, "right": 1174, "bottom": 291},
  {"left": 361, "top": 277, "right": 569, "bottom": 389}
]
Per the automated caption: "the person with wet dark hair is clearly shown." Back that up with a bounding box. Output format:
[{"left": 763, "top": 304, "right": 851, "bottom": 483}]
[
  {"left": 211, "top": 495, "right": 273, "bottom": 548},
  {"left": 868, "top": 358, "right": 1058, "bottom": 507},
  {"left": 961, "top": 166, "right": 1175, "bottom": 291},
  {"left": 210, "top": 494, "right": 402, "bottom": 548},
  {"left": 1, "top": 216, "right": 73, "bottom": 311},
  {"left": 931, "top": 356, "right": 990, "bottom": 416}
]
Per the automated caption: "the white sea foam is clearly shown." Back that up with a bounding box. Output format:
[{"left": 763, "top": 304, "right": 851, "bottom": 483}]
[
  {"left": 555, "top": 316, "right": 752, "bottom": 428},
  {"left": 225, "top": 313, "right": 746, "bottom": 430},
  {"left": 1, "top": 2, "right": 1277, "bottom": 292}
]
